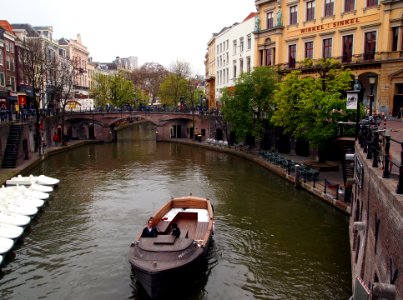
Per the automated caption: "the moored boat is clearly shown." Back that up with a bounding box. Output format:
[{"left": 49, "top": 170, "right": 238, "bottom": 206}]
[
  {"left": 0, "top": 210, "right": 31, "bottom": 227},
  {"left": 0, "top": 194, "right": 45, "bottom": 208},
  {"left": 128, "top": 195, "right": 214, "bottom": 298},
  {"left": 1, "top": 186, "right": 49, "bottom": 200},
  {"left": 0, "top": 222, "right": 24, "bottom": 239},
  {"left": 6, "top": 175, "right": 60, "bottom": 187},
  {"left": 0, "top": 237, "right": 14, "bottom": 255},
  {"left": 29, "top": 183, "right": 53, "bottom": 193},
  {"left": 0, "top": 202, "right": 38, "bottom": 217}
]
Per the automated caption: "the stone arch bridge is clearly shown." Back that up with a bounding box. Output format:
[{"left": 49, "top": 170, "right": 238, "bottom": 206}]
[{"left": 61, "top": 111, "right": 221, "bottom": 142}]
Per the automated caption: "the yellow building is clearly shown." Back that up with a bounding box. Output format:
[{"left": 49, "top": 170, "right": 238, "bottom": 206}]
[
  {"left": 205, "top": 34, "right": 216, "bottom": 109},
  {"left": 254, "top": 0, "right": 403, "bottom": 116}
]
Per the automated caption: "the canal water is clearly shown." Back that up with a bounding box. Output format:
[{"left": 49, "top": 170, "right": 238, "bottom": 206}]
[{"left": 0, "top": 123, "right": 351, "bottom": 299}]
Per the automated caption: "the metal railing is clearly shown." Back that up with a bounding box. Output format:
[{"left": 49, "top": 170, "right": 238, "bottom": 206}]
[
  {"left": 359, "top": 117, "right": 403, "bottom": 194},
  {"left": 277, "top": 50, "right": 403, "bottom": 72}
]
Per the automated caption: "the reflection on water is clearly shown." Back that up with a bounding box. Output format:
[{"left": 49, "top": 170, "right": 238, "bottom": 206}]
[{"left": 0, "top": 123, "right": 351, "bottom": 299}]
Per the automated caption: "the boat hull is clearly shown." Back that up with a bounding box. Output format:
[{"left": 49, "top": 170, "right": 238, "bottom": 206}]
[
  {"left": 129, "top": 239, "right": 211, "bottom": 298},
  {"left": 128, "top": 196, "right": 214, "bottom": 298}
]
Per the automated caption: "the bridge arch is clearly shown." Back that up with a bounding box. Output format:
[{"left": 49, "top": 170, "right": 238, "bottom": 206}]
[{"left": 62, "top": 111, "right": 218, "bottom": 142}]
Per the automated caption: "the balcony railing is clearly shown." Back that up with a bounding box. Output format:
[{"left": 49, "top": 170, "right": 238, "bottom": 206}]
[{"left": 277, "top": 51, "right": 403, "bottom": 72}]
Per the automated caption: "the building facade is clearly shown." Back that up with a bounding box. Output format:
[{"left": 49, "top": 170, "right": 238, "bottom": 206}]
[
  {"left": 58, "top": 34, "right": 91, "bottom": 109},
  {"left": 205, "top": 34, "right": 217, "bottom": 109},
  {"left": 254, "top": 0, "right": 403, "bottom": 116},
  {"left": 214, "top": 13, "right": 257, "bottom": 106},
  {"left": 0, "top": 21, "right": 17, "bottom": 114}
]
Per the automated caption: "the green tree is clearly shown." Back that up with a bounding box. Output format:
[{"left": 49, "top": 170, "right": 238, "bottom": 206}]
[
  {"left": 91, "top": 73, "right": 110, "bottom": 107},
  {"left": 158, "top": 60, "right": 191, "bottom": 108},
  {"left": 272, "top": 59, "right": 353, "bottom": 160},
  {"left": 109, "top": 72, "right": 135, "bottom": 107},
  {"left": 158, "top": 74, "right": 188, "bottom": 107},
  {"left": 221, "top": 67, "right": 279, "bottom": 143}
]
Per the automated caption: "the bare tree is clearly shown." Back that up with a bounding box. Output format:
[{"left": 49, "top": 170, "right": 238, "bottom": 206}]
[
  {"left": 52, "top": 56, "right": 76, "bottom": 145},
  {"left": 21, "top": 38, "right": 58, "bottom": 152},
  {"left": 130, "top": 62, "right": 167, "bottom": 105}
]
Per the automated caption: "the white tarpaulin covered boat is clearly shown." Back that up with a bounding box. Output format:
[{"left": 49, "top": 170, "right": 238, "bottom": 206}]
[
  {"left": 0, "top": 202, "right": 38, "bottom": 217},
  {"left": 0, "top": 210, "right": 31, "bottom": 227},
  {"left": 0, "top": 237, "right": 14, "bottom": 255},
  {"left": 0, "top": 195, "right": 44, "bottom": 208},
  {"left": 0, "top": 186, "right": 49, "bottom": 200},
  {"left": 6, "top": 175, "right": 60, "bottom": 187},
  {"left": 0, "top": 222, "right": 24, "bottom": 239}
]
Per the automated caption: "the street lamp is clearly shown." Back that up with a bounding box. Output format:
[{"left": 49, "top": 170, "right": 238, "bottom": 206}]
[
  {"left": 353, "top": 78, "right": 362, "bottom": 140},
  {"left": 368, "top": 73, "right": 377, "bottom": 116}
]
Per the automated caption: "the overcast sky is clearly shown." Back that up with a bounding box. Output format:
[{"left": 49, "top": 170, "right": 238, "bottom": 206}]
[{"left": 1, "top": 0, "right": 256, "bottom": 75}]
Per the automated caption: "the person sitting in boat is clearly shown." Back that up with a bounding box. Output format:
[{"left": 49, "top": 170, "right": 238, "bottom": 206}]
[
  {"left": 171, "top": 222, "right": 180, "bottom": 238},
  {"left": 141, "top": 218, "right": 158, "bottom": 237}
]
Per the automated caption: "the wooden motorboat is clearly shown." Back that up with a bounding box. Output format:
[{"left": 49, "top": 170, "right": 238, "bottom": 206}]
[{"left": 128, "top": 196, "right": 214, "bottom": 298}]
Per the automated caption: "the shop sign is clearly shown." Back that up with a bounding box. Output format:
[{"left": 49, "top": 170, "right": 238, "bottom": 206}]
[
  {"left": 18, "top": 93, "right": 26, "bottom": 106},
  {"left": 300, "top": 17, "right": 359, "bottom": 34},
  {"left": 346, "top": 91, "right": 359, "bottom": 110}
]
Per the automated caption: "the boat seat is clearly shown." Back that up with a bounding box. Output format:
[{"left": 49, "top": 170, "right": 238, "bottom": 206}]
[{"left": 180, "top": 229, "right": 188, "bottom": 239}]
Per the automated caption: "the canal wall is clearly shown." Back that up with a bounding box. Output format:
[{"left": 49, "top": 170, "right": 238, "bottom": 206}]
[
  {"left": 159, "top": 138, "right": 350, "bottom": 215},
  {"left": 350, "top": 145, "right": 402, "bottom": 300}
]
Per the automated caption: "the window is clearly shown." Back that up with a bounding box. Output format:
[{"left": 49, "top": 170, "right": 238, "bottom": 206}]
[
  {"left": 290, "top": 6, "right": 298, "bottom": 25},
  {"left": 367, "top": 0, "right": 378, "bottom": 7},
  {"left": 233, "top": 40, "right": 237, "bottom": 55},
  {"left": 240, "top": 59, "right": 244, "bottom": 74},
  {"left": 10, "top": 57, "right": 15, "bottom": 72},
  {"left": 325, "top": 0, "right": 334, "bottom": 16},
  {"left": 364, "top": 31, "right": 376, "bottom": 60},
  {"left": 305, "top": 41, "right": 313, "bottom": 59},
  {"left": 306, "top": 1, "right": 315, "bottom": 21},
  {"left": 342, "top": 35, "right": 353, "bottom": 63},
  {"left": 289, "top": 44, "right": 296, "bottom": 68},
  {"left": 267, "top": 12, "right": 274, "bottom": 29},
  {"left": 233, "top": 60, "right": 237, "bottom": 78},
  {"left": 265, "top": 48, "right": 275, "bottom": 66},
  {"left": 8, "top": 76, "right": 15, "bottom": 90},
  {"left": 0, "top": 73, "right": 4, "bottom": 87},
  {"left": 345, "top": 0, "right": 354, "bottom": 12},
  {"left": 5, "top": 41, "right": 9, "bottom": 52},
  {"left": 392, "top": 27, "right": 399, "bottom": 51},
  {"left": 323, "top": 38, "right": 332, "bottom": 58},
  {"left": 247, "top": 34, "right": 251, "bottom": 50},
  {"left": 246, "top": 56, "right": 251, "bottom": 73},
  {"left": 0, "top": 51, "right": 3, "bottom": 66},
  {"left": 240, "top": 37, "right": 244, "bottom": 52},
  {"left": 6, "top": 56, "right": 10, "bottom": 70}
]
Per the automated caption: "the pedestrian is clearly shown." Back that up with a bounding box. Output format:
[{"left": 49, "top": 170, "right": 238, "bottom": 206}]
[{"left": 52, "top": 132, "right": 60, "bottom": 146}]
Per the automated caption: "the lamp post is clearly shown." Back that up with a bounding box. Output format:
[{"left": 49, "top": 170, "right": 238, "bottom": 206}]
[
  {"left": 368, "top": 73, "right": 377, "bottom": 116},
  {"left": 353, "top": 78, "right": 362, "bottom": 140}
]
